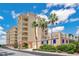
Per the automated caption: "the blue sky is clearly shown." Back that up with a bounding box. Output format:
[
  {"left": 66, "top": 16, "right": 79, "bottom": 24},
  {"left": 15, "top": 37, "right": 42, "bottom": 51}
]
[{"left": 0, "top": 3, "right": 79, "bottom": 44}]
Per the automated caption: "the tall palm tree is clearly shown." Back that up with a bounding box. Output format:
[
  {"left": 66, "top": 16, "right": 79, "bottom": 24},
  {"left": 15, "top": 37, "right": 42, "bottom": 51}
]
[
  {"left": 38, "top": 18, "right": 48, "bottom": 39},
  {"left": 48, "top": 13, "right": 58, "bottom": 43},
  {"left": 49, "top": 13, "right": 58, "bottom": 24},
  {"left": 68, "top": 34, "right": 73, "bottom": 39},
  {"left": 32, "top": 21, "right": 38, "bottom": 48}
]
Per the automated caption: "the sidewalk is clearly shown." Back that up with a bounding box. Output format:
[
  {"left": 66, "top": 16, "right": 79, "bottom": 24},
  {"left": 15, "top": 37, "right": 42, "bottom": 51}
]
[{"left": 6, "top": 47, "right": 79, "bottom": 56}]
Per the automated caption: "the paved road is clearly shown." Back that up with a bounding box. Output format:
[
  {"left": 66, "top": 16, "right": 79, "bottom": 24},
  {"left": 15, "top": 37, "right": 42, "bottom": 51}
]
[
  {"left": 0, "top": 47, "right": 63, "bottom": 56},
  {"left": 0, "top": 48, "right": 38, "bottom": 56}
]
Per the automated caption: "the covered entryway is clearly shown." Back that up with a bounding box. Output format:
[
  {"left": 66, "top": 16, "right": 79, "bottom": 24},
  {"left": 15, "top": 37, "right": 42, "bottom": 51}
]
[{"left": 28, "top": 41, "right": 33, "bottom": 48}]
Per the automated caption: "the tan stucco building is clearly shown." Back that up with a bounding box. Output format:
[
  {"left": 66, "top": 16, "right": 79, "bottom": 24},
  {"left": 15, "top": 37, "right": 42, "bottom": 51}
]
[
  {"left": 6, "top": 31, "right": 10, "bottom": 46},
  {"left": 6, "top": 27, "right": 17, "bottom": 47},
  {"left": 17, "top": 13, "right": 48, "bottom": 49},
  {"left": 6, "top": 13, "right": 70, "bottom": 49},
  {"left": 47, "top": 32, "right": 69, "bottom": 46}
]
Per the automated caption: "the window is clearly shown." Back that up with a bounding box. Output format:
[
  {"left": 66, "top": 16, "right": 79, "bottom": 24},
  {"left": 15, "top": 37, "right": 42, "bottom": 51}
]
[
  {"left": 53, "top": 39, "right": 56, "bottom": 44},
  {"left": 41, "top": 41, "right": 43, "bottom": 44},
  {"left": 62, "top": 39, "right": 64, "bottom": 43},
  {"left": 66, "top": 40, "right": 68, "bottom": 43},
  {"left": 46, "top": 40, "right": 48, "bottom": 44},
  {"left": 51, "top": 39, "right": 56, "bottom": 44},
  {"left": 41, "top": 40, "right": 48, "bottom": 44},
  {"left": 24, "top": 18, "right": 28, "bottom": 21}
]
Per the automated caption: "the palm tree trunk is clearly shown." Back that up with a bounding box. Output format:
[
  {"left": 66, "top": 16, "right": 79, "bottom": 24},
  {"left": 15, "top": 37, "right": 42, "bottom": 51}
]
[
  {"left": 35, "top": 27, "right": 38, "bottom": 49},
  {"left": 42, "top": 27, "right": 45, "bottom": 39}
]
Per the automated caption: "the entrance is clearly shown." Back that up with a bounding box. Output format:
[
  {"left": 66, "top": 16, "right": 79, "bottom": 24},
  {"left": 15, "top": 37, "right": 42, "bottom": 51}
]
[{"left": 29, "top": 41, "right": 33, "bottom": 48}]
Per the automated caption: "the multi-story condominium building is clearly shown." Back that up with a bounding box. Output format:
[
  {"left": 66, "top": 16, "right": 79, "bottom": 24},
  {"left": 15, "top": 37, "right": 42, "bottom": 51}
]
[
  {"left": 6, "top": 27, "right": 17, "bottom": 47},
  {"left": 41, "top": 32, "right": 69, "bottom": 46},
  {"left": 17, "top": 13, "right": 48, "bottom": 49},
  {"left": 6, "top": 31, "right": 10, "bottom": 46}
]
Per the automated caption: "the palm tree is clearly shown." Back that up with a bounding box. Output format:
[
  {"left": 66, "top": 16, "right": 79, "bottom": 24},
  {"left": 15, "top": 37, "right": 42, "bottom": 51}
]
[
  {"left": 49, "top": 13, "right": 58, "bottom": 24},
  {"left": 38, "top": 18, "right": 47, "bottom": 38},
  {"left": 32, "top": 21, "right": 38, "bottom": 48},
  {"left": 68, "top": 34, "right": 73, "bottom": 39},
  {"left": 48, "top": 13, "right": 58, "bottom": 43}
]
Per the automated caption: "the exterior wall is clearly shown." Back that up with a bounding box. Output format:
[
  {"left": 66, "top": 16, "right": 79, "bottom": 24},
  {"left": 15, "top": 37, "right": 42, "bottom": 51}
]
[
  {"left": 17, "top": 13, "right": 48, "bottom": 49},
  {"left": 17, "top": 13, "right": 37, "bottom": 49},
  {"left": 51, "top": 32, "right": 61, "bottom": 46},
  {"left": 47, "top": 32, "right": 69, "bottom": 46},
  {"left": 6, "top": 31, "right": 10, "bottom": 46},
  {"left": 6, "top": 27, "right": 17, "bottom": 47}
]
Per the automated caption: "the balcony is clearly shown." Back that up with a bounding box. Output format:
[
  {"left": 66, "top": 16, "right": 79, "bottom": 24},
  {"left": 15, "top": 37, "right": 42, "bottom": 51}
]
[
  {"left": 22, "top": 32, "right": 28, "bottom": 35},
  {"left": 23, "top": 18, "right": 28, "bottom": 21},
  {"left": 22, "top": 35, "right": 28, "bottom": 37},
  {"left": 22, "top": 27, "right": 28, "bottom": 31},
  {"left": 22, "top": 37, "right": 28, "bottom": 40},
  {"left": 22, "top": 25, "right": 28, "bottom": 28}
]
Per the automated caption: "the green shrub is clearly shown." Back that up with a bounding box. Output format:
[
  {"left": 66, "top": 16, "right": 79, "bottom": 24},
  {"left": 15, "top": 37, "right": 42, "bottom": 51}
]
[
  {"left": 23, "top": 43, "right": 28, "bottom": 48},
  {"left": 72, "top": 42, "right": 79, "bottom": 53},
  {"left": 57, "top": 45, "right": 67, "bottom": 52},
  {"left": 40, "top": 45, "right": 56, "bottom": 52},
  {"left": 56, "top": 43, "right": 76, "bottom": 54},
  {"left": 67, "top": 50, "right": 75, "bottom": 54},
  {"left": 66, "top": 43, "right": 76, "bottom": 53},
  {"left": 39, "top": 42, "right": 79, "bottom": 54}
]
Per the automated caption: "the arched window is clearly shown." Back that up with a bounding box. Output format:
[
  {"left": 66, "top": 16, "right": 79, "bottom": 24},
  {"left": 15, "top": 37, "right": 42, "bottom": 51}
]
[
  {"left": 53, "top": 39, "right": 56, "bottom": 44},
  {"left": 62, "top": 39, "right": 64, "bottom": 43}
]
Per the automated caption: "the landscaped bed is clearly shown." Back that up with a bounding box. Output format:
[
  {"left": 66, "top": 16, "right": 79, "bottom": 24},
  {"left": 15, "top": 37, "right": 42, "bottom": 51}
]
[{"left": 33, "top": 42, "right": 79, "bottom": 54}]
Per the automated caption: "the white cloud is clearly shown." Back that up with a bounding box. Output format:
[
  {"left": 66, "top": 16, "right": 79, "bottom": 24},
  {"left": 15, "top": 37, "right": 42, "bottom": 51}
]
[
  {"left": 52, "top": 26, "right": 64, "bottom": 32},
  {"left": 46, "top": 3, "right": 64, "bottom": 8},
  {"left": 37, "top": 14, "right": 49, "bottom": 22},
  {"left": 64, "top": 3, "right": 78, "bottom": 8},
  {"left": 48, "top": 26, "right": 64, "bottom": 33},
  {"left": 0, "top": 26, "right": 4, "bottom": 30},
  {"left": 69, "top": 18, "right": 79, "bottom": 22},
  {"left": 11, "top": 10, "right": 20, "bottom": 19},
  {"left": 46, "top": 3, "right": 79, "bottom": 9},
  {"left": 0, "top": 26, "right": 6, "bottom": 44},
  {"left": 76, "top": 29, "right": 79, "bottom": 35},
  {"left": 1, "top": 36, "right": 6, "bottom": 39},
  {"left": 0, "top": 16, "right": 4, "bottom": 20},
  {"left": 42, "top": 9, "right": 48, "bottom": 14},
  {"left": 50, "top": 8, "right": 76, "bottom": 23},
  {"left": 0, "top": 31, "right": 6, "bottom": 35}
]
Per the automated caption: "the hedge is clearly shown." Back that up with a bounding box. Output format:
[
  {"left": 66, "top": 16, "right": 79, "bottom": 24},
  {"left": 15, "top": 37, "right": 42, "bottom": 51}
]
[{"left": 39, "top": 42, "right": 79, "bottom": 54}]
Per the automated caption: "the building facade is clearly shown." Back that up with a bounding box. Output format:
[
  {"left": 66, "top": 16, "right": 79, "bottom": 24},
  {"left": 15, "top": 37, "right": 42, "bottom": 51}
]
[
  {"left": 17, "top": 13, "right": 48, "bottom": 49},
  {"left": 6, "top": 27, "right": 17, "bottom": 47},
  {"left": 6, "top": 13, "right": 72, "bottom": 49},
  {"left": 41, "top": 32, "right": 69, "bottom": 46},
  {"left": 6, "top": 31, "right": 10, "bottom": 46}
]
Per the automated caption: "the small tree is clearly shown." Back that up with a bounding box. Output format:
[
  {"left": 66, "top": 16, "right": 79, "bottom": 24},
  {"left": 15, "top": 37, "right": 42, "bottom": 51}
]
[{"left": 23, "top": 43, "right": 28, "bottom": 48}]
